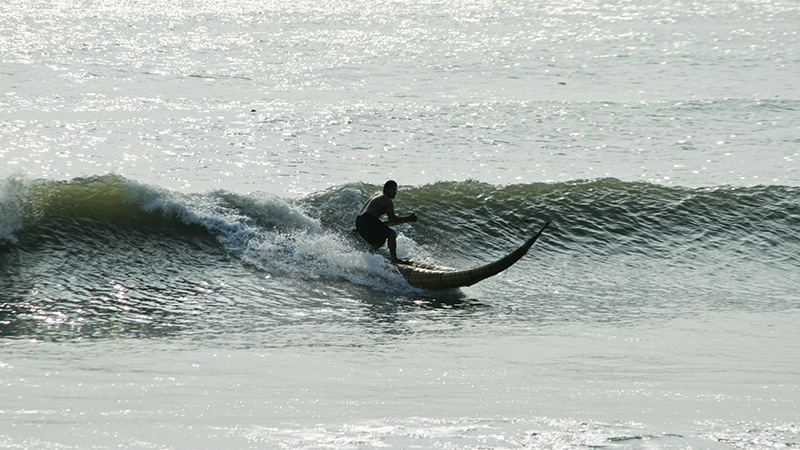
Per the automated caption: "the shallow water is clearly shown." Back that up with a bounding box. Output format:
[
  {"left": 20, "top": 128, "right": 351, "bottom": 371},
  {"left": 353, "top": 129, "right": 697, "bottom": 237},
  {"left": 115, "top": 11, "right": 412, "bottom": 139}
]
[{"left": 2, "top": 0, "right": 799, "bottom": 448}]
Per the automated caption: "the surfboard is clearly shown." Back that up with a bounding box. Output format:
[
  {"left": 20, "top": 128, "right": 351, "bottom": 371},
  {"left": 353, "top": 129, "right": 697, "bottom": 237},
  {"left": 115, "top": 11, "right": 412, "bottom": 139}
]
[{"left": 391, "top": 222, "right": 549, "bottom": 290}]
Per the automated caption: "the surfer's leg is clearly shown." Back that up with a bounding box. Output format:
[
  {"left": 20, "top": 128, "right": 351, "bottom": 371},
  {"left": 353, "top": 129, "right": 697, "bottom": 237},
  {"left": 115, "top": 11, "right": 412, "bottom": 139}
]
[{"left": 387, "top": 229, "right": 405, "bottom": 263}]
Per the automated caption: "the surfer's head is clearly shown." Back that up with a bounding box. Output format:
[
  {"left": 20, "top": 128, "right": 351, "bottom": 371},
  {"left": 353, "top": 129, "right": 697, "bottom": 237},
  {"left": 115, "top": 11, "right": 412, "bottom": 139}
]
[{"left": 383, "top": 180, "right": 398, "bottom": 198}]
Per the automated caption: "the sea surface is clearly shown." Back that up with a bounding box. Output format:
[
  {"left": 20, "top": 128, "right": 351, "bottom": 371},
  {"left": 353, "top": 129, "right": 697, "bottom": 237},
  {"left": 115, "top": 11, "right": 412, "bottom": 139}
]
[{"left": 1, "top": 0, "right": 799, "bottom": 449}]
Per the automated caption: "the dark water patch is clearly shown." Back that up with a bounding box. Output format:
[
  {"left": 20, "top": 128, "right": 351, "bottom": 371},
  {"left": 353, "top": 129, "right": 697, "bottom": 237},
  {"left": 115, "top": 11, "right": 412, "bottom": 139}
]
[
  {"left": 0, "top": 176, "right": 238, "bottom": 340},
  {"left": 306, "top": 178, "right": 800, "bottom": 268}
]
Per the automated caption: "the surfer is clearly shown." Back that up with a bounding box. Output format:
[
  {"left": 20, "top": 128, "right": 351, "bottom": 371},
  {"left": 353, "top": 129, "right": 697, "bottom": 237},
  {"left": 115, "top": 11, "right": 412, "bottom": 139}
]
[{"left": 355, "top": 180, "right": 418, "bottom": 263}]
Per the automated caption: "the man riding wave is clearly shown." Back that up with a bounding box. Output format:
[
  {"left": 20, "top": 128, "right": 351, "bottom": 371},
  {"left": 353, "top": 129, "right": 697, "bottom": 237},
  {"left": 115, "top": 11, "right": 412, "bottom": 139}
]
[{"left": 355, "top": 180, "right": 418, "bottom": 263}]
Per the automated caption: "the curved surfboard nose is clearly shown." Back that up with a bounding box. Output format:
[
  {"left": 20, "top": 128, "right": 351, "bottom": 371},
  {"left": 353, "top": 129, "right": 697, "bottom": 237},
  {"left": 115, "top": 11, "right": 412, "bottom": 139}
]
[{"left": 394, "top": 222, "right": 549, "bottom": 290}]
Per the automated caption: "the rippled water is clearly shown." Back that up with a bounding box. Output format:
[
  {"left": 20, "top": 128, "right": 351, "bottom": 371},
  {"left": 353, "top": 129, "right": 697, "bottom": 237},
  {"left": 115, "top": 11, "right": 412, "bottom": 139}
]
[
  {"left": 2, "top": 0, "right": 798, "bottom": 192},
  {"left": 2, "top": 0, "right": 799, "bottom": 448}
]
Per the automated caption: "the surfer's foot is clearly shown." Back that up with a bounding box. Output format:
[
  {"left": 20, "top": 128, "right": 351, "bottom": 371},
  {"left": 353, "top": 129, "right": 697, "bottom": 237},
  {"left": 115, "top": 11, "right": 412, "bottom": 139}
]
[{"left": 391, "top": 257, "right": 410, "bottom": 264}]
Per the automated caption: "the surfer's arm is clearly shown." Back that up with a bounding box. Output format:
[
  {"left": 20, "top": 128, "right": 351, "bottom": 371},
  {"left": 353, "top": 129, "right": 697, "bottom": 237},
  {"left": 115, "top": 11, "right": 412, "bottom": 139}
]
[
  {"left": 385, "top": 199, "right": 418, "bottom": 225},
  {"left": 385, "top": 213, "right": 418, "bottom": 226}
]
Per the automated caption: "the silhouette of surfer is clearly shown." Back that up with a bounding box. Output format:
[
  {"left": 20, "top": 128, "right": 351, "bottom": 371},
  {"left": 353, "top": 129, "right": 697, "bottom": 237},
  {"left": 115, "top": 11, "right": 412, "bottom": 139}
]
[{"left": 355, "top": 180, "right": 418, "bottom": 263}]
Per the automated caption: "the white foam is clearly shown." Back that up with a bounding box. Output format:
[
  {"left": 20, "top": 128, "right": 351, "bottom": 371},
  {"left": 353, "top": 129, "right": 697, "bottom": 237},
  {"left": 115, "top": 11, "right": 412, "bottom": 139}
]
[
  {"left": 120, "top": 179, "right": 416, "bottom": 291},
  {"left": 0, "top": 176, "right": 28, "bottom": 244}
]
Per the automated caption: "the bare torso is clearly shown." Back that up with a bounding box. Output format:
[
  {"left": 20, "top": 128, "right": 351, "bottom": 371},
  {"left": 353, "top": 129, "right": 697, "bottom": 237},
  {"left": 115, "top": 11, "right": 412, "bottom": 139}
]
[{"left": 358, "top": 192, "right": 394, "bottom": 219}]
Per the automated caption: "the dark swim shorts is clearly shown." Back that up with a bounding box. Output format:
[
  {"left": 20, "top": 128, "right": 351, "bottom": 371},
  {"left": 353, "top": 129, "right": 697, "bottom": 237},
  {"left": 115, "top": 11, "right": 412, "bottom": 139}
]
[{"left": 356, "top": 214, "right": 391, "bottom": 248}]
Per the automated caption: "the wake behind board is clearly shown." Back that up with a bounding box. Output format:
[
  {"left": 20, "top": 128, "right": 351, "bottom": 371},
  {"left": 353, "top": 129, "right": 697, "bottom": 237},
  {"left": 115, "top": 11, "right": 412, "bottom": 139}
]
[{"left": 391, "top": 222, "right": 549, "bottom": 290}]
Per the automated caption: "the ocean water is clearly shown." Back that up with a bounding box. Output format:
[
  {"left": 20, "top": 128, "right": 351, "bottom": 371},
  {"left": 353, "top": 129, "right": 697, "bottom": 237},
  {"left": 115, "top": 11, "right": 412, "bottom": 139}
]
[{"left": 1, "top": 0, "right": 799, "bottom": 449}]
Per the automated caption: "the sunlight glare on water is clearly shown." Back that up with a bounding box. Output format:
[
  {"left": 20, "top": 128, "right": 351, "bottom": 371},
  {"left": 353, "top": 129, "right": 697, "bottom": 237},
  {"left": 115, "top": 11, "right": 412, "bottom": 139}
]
[{"left": 1, "top": 0, "right": 799, "bottom": 449}]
